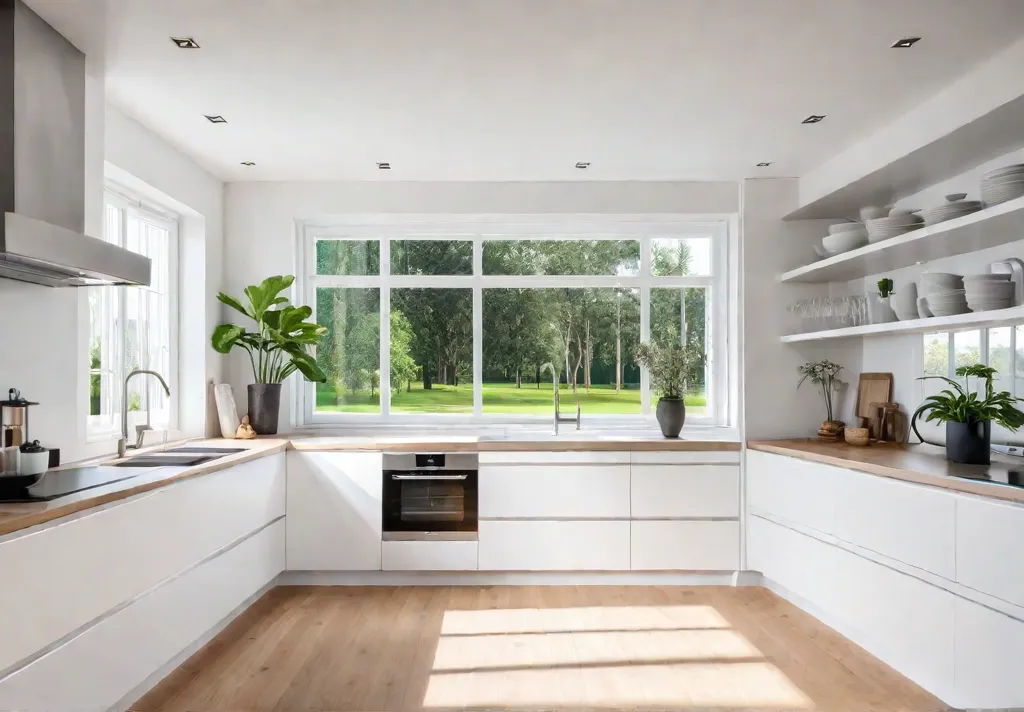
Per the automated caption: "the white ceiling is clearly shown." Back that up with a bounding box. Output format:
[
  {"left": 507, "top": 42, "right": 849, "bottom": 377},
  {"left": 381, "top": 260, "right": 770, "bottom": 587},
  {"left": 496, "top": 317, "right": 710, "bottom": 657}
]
[{"left": 24, "top": 0, "right": 1024, "bottom": 182}]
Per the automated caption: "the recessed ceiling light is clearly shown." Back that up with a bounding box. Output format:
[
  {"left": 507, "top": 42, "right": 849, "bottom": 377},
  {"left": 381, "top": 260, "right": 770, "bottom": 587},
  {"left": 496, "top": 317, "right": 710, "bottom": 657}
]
[
  {"left": 240, "top": 161, "right": 256, "bottom": 166},
  {"left": 802, "top": 114, "right": 826, "bottom": 124},
  {"left": 575, "top": 162, "right": 591, "bottom": 169},
  {"left": 205, "top": 115, "right": 227, "bottom": 124},
  {"left": 377, "top": 162, "right": 391, "bottom": 170},
  {"left": 170, "top": 36, "right": 200, "bottom": 49},
  {"left": 891, "top": 37, "right": 921, "bottom": 49},
  {"left": 756, "top": 162, "right": 773, "bottom": 167}
]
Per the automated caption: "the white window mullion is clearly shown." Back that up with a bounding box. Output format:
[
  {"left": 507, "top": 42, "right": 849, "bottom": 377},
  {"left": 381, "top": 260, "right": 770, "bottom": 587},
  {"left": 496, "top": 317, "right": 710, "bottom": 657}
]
[
  {"left": 380, "top": 237, "right": 391, "bottom": 418},
  {"left": 473, "top": 236, "right": 483, "bottom": 417},
  {"left": 640, "top": 236, "right": 652, "bottom": 415}
]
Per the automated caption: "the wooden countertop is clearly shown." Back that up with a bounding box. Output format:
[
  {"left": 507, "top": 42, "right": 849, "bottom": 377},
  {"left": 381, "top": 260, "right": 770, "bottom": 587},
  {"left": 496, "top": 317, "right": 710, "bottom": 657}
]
[
  {"left": 748, "top": 438, "right": 1024, "bottom": 504},
  {"left": 0, "top": 439, "right": 288, "bottom": 537},
  {"left": 288, "top": 431, "right": 741, "bottom": 452}
]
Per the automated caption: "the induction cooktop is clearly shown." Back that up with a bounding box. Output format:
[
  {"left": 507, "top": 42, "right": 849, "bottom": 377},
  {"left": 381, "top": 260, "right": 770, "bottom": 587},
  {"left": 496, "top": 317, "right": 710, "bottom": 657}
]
[{"left": 0, "top": 466, "right": 151, "bottom": 502}]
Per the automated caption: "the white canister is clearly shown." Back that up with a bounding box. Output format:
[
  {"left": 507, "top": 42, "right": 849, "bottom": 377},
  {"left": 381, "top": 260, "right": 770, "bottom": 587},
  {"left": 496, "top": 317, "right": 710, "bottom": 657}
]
[
  {"left": 892, "top": 283, "right": 919, "bottom": 321},
  {"left": 18, "top": 449, "right": 49, "bottom": 476}
]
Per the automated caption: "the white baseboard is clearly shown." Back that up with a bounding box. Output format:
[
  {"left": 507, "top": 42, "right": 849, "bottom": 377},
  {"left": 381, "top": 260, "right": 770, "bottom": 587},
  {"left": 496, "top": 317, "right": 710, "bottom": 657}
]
[
  {"left": 108, "top": 579, "right": 277, "bottom": 712},
  {"left": 277, "top": 570, "right": 764, "bottom": 586}
]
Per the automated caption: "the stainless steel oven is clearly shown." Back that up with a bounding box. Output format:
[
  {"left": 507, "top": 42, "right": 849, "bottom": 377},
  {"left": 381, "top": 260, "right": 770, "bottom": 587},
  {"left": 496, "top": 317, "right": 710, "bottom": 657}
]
[{"left": 382, "top": 452, "right": 478, "bottom": 540}]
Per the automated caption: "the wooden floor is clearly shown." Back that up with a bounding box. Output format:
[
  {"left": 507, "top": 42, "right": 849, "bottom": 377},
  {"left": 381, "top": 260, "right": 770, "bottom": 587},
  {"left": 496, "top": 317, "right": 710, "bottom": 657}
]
[{"left": 132, "top": 586, "right": 948, "bottom": 712}]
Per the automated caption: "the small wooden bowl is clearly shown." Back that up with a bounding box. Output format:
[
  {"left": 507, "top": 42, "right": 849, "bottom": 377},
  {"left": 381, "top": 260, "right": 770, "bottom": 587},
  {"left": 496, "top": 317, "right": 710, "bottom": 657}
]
[{"left": 844, "top": 427, "right": 870, "bottom": 446}]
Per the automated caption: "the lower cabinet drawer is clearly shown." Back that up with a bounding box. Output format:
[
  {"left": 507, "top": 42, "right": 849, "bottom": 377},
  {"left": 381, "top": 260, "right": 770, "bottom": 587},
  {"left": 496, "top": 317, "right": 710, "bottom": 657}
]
[
  {"left": 478, "top": 520, "right": 630, "bottom": 571},
  {"left": 630, "top": 521, "right": 739, "bottom": 571},
  {"left": 381, "top": 540, "right": 478, "bottom": 571}
]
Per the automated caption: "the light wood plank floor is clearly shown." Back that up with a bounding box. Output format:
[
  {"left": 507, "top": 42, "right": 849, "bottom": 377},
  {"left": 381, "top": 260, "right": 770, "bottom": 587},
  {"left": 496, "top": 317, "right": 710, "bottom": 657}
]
[{"left": 132, "top": 586, "right": 949, "bottom": 712}]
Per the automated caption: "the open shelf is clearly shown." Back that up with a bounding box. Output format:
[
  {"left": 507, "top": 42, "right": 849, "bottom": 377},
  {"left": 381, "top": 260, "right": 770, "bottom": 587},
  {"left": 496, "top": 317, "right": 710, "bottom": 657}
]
[
  {"left": 781, "top": 195, "right": 1024, "bottom": 284},
  {"left": 781, "top": 305, "right": 1024, "bottom": 343}
]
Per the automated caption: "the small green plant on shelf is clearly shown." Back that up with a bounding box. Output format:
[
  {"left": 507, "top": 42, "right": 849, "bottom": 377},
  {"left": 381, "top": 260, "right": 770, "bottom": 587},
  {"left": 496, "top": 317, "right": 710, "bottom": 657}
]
[{"left": 877, "top": 278, "right": 894, "bottom": 299}]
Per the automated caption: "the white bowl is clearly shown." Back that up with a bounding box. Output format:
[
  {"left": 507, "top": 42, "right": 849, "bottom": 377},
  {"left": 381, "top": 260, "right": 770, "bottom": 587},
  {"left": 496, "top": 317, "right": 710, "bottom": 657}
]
[
  {"left": 889, "top": 207, "right": 922, "bottom": 218},
  {"left": 963, "top": 273, "right": 1011, "bottom": 282},
  {"left": 822, "top": 231, "right": 868, "bottom": 254},
  {"left": 919, "top": 273, "right": 964, "bottom": 290},
  {"left": 859, "top": 205, "right": 889, "bottom": 221},
  {"left": 828, "top": 222, "right": 863, "bottom": 234},
  {"left": 965, "top": 280, "right": 1015, "bottom": 292},
  {"left": 982, "top": 164, "right": 1024, "bottom": 181}
]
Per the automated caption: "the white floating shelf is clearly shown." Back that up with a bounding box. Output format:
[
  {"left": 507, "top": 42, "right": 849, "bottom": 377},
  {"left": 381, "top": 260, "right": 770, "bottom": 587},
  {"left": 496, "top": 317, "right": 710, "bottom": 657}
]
[
  {"left": 781, "top": 194, "right": 1024, "bottom": 284},
  {"left": 782, "top": 305, "right": 1024, "bottom": 343}
]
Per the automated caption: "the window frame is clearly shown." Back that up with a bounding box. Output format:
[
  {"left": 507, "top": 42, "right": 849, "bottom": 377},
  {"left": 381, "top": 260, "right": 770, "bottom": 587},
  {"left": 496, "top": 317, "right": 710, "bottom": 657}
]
[
  {"left": 296, "top": 215, "right": 732, "bottom": 428},
  {"left": 87, "top": 188, "right": 180, "bottom": 441}
]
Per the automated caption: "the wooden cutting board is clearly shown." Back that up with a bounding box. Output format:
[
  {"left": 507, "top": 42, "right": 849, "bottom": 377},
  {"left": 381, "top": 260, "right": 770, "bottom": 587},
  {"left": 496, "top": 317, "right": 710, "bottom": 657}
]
[{"left": 855, "top": 372, "right": 893, "bottom": 426}]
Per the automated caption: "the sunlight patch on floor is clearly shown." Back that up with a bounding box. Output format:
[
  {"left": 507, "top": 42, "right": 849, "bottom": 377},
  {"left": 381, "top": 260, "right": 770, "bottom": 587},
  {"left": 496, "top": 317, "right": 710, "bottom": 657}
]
[
  {"left": 438, "top": 604, "right": 731, "bottom": 635},
  {"left": 432, "top": 628, "right": 761, "bottom": 671},
  {"left": 423, "top": 661, "right": 814, "bottom": 709}
]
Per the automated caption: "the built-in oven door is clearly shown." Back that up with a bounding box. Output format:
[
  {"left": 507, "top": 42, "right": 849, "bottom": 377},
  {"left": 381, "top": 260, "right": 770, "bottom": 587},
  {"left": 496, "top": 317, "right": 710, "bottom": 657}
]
[{"left": 382, "top": 453, "right": 478, "bottom": 537}]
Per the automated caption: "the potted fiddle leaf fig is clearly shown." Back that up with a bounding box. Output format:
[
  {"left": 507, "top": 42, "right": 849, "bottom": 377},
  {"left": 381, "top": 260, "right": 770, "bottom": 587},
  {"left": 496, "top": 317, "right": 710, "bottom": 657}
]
[
  {"left": 212, "top": 275, "right": 328, "bottom": 434},
  {"left": 912, "top": 364, "right": 1024, "bottom": 464},
  {"left": 634, "top": 341, "right": 706, "bottom": 438}
]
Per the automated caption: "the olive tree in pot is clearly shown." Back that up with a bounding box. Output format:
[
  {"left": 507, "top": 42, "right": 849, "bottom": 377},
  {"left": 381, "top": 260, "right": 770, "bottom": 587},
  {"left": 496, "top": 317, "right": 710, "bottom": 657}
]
[
  {"left": 634, "top": 341, "right": 706, "bottom": 438},
  {"left": 912, "top": 364, "right": 1024, "bottom": 464},
  {"left": 212, "top": 275, "right": 328, "bottom": 435}
]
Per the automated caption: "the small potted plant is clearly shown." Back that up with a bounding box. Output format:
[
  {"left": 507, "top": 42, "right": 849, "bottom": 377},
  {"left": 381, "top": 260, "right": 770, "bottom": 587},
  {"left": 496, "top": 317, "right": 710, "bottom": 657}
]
[
  {"left": 212, "top": 275, "right": 328, "bottom": 434},
  {"left": 798, "top": 359, "right": 845, "bottom": 438},
  {"left": 912, "top": 364, "right": 1024, "bottom": 464},
  {"left": 634, "top": 341, "right": 706, "bottom": 438},
  {"left": 868, "top": 277, "right": 897, "bottom": 324}
]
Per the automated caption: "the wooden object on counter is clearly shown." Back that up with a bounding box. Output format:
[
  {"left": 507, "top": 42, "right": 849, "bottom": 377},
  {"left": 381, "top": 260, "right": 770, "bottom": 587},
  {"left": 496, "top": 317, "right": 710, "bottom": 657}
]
[
  {"left": 235, "top": 416, "right": 257, "bottom": 440},
  {"left": 872, "top": 402, "right": 907, "bottom": 443},
  {"left": 856, "top": 372, "right": 893, "bottom": 437},
  {"left": 748, "top": 438, "right": 1024, "bottom": 504}
]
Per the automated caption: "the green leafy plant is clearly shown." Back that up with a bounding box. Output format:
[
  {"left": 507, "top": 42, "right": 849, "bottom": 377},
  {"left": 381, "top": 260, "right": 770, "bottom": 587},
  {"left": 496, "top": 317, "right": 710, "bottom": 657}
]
[
  {"left": 916, "top": 364, "right": 1024, "bottom": 429},
  {"left": 798, "top": 359, "right": 844, "bottom": 422},
  {"left": 212, "top": 275, "right": 329, "bottom": 385},
  {"left": 877, "top": 278, "right": 894, "bottom": 299},
  {"left": 633, "top": 341, "right": 706, "bottom": 400}
]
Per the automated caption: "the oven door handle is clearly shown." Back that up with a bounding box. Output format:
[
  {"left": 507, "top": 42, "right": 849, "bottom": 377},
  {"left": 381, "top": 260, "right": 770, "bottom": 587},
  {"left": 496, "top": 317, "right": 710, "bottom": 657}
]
[{"left": 391, "top": 474, "right": 469, "bottom": 481}]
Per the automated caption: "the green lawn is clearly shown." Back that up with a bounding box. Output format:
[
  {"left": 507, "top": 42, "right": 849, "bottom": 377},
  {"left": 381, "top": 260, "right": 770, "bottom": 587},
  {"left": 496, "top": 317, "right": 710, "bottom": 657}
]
[{"left": 316, "top": 382, "right": 706, "bottom": 415}]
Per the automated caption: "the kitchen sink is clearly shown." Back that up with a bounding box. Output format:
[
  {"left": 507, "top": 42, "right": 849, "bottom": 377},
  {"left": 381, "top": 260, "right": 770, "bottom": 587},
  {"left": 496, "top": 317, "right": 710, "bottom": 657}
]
[
  {"left": 167, "top": 446, "right": 247, "bottom": 454},
  {"left": 112, "top": 454, "right": 222, "bottom": 467}
]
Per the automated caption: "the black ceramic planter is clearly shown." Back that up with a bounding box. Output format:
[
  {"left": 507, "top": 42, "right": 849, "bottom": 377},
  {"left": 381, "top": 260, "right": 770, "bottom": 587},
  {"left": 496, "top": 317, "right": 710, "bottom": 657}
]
[
  {"left": 656, "top": 397, "right": 686, "bottom": 438},
  {"left": 248, "top": 383, "right": 282, "bottom": 435},
  {"left": 946, "top": 420, "right": 991, "bottom": 465}
]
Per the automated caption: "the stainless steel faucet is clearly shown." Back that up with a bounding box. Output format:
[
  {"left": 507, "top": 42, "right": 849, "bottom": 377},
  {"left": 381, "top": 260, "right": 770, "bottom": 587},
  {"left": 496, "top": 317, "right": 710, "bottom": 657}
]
[
  {"left": 540, "top": 362, "right": 581, "bottom": 435},
  {"left": 118, "top": 369, "right": 171, "bottom": 458}
]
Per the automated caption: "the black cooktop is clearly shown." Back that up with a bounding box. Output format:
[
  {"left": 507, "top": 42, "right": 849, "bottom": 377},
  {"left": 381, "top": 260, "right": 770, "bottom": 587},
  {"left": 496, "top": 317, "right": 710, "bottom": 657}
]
[{"left": 0, "top": 466, "right": 150, "bottom": 502}]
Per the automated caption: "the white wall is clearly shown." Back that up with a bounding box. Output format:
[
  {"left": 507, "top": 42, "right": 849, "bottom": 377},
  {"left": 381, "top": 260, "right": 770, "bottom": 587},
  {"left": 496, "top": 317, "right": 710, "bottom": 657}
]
[
  {"left": 223, "top": 180, "right": 739, "bottom": 431},
  {"left": 741, "top": 178, "right": 862, "bottom": 440},
  {"left": 104, "top": 104, "right": 226, "bottom": 440}
]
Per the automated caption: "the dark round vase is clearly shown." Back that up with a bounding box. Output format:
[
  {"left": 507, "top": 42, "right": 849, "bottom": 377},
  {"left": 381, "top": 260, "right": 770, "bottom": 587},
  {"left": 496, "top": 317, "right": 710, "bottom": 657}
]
[
  {"left": 656, "top": 397, "right": 686, "bottom": 438},
  {"left": 946, "top": 420, "right": 991, "bottom": 465},
  {"left": 248, "top": 383, "right": 282, "bottom": 435}
]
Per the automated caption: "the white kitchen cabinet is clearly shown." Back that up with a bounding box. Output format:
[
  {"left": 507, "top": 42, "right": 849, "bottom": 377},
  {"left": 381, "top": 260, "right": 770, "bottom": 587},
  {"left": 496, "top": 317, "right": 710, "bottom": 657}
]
[
  {"left": 286, "top": 451, "right": 382, "bottom": 571},
  {"left": 952, "top": 595, "right": 1024, "bottom": 708},
  {"left": 0, "top": 521, "right": 284, "bottom": 712},
  {"left": 748, "top": 514, "right": 840, "bottom": 617},
  {"left": 630, "top": 521, "right": 738, "bottom": 570},
  {"left": 479, "top": 465, "right": 630, "bottom": 519},
  {"left": 832, "top": 467, "right": 956, "bottom": 580},
  {"left": 747, "top": 450, "right": 837, "bottom": 534},
  {"left": 630, "top": 450, "right": 740, "bottom": 465},
  {"left": 630, "top": 465, "right": 739, "bottom": 518},
  {"left": 381, "top": 540, "right": 478, "bottom": 571},
  {"left": 955, "top": 495, "right": 1024, "bottom": 608},
  {"left": 0, "top": 453, "right": 285, "bottom": 675},
  {"left": 478, "top": 520, "right": 630, "bottom": 571}
]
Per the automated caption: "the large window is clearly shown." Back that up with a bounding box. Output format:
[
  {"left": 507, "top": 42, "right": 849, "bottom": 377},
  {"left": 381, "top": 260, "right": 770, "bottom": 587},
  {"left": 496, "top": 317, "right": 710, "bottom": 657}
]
[
  {"left": 301, "top": 219, "right": 730, "bottom": 425},
  {"left": 88, "top": 190, "right": 178, "bottom": 438}
]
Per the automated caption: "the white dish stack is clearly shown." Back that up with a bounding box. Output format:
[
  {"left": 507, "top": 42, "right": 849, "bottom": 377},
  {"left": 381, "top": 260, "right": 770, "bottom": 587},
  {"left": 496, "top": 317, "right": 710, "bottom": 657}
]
[
  {"left": 981, "top": 164, "right": 1024, "bottom": 206},
  {"left": 820, "top": 222, "right": 868, "bottom": 255},
  {"left": 919, "top": 273, "right": 968, "bottom": 317},
  {"left": 918, "top": 193, "right": 983, "bottom": 226},
  {"left": 864, "top": 208, "right": 923, "bottom": 242},
  {"left": 963, "top": 274, "right": 1015, "bottom": 312}
]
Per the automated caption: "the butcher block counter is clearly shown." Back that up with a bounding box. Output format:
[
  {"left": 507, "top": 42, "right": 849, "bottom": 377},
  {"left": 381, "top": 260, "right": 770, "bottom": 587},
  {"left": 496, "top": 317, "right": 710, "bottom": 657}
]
[{"left": 748, "top": 438, "right": 1024, "bottom": 504}]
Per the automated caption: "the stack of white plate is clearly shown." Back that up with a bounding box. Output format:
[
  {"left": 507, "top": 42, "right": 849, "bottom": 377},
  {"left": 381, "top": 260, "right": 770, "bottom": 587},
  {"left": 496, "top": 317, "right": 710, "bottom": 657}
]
[
  {"left": 964, "top": 273, "right": 1016, "bottom": 312},
  {"left": 821, "top": 223, "right": 868, "bottom": 254},
  {"left": 865, "top": 211, "right": 924, "bottom": 242},
  {"left": 981, "top": 164, "right": 1024, "bottom": 206},
  {"left": 919, "top": 193, "right": 984, "bottom": 226},
  {"left": 926, "top": 289, "right": 970, "bottom": 317}
]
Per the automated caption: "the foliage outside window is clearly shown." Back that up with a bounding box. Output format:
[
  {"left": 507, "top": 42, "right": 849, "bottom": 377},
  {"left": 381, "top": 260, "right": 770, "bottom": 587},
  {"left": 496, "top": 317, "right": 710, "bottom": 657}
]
[
  {"left": 302, "top": 222, "right": 728, "bottom": 423},
  {"left": 88, "top": 191, "right": 177, "bottom": 437}
]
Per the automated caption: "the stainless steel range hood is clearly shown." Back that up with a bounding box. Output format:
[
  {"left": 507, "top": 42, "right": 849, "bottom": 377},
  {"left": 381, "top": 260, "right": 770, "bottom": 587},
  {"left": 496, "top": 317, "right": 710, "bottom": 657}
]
[{"left": 0, "top": 0, "right": 150, "bottom": 287}]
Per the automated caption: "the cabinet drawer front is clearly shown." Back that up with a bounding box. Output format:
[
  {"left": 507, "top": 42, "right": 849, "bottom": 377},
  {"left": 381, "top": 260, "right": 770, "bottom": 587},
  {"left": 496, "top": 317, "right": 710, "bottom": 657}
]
[
  {"left": 956, "top": 496, "right": 1024, "bottom": 608},
  {"left": 479, "top": 451, "right": 629, "bottom": 465},
  {"left": 631, "top": 465, "right": 739, "bottom": 518},
  {"left": 478, "top": 520, "right": 629, "bottom": 570},
  {"left": 630, "top": 521, "right": 738, "bottom": 570},
  {"left": 833, "top": 468, "right": 955, "bottom": 579},
  {"left": 382, "top": 540, "right": 478, "bottom": 571},
  {"left": 631, "top": 451, "right": 739, "bottom": 465},
  {"left": 479, "top": 466, "right": 630, "bottom": 519},
  {"left": 952, "top": 595, "right": 1024, "bottom": 709},
  {"left": 747, "top": 451, "right": 836, "bottom": 533},
  {"left": 0, "top": 454, "right": 285, "bottom": 675}
]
